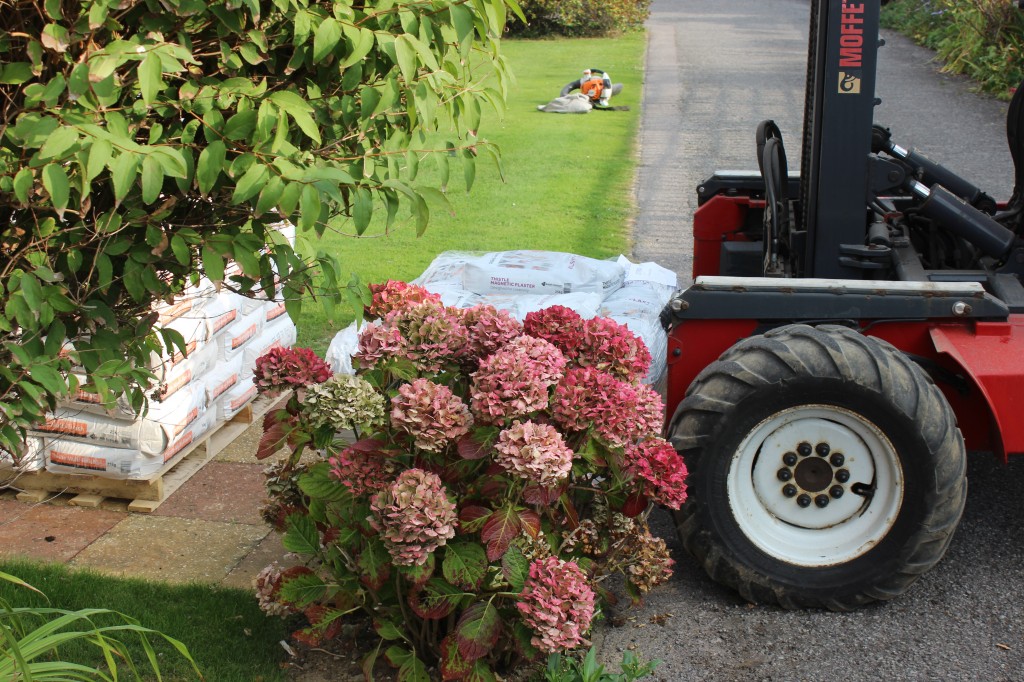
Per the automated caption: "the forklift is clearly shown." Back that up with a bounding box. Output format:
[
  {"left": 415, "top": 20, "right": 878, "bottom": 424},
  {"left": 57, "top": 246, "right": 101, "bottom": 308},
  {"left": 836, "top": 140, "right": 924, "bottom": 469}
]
[{"left": 663, "top": 0, "right": 1024, "bottom": 610}]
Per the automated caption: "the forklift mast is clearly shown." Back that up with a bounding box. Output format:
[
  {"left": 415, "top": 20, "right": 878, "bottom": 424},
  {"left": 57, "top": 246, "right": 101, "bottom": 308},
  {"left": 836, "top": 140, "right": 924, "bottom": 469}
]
[{"left": 800, "top": 0, "right": 881, "bottom": 278}]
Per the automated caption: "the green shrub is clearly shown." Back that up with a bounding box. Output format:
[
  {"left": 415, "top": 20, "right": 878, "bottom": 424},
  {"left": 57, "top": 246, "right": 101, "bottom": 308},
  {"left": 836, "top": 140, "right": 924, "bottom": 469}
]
[
  {"left": 506, "top": 0, "right": 650, "bottom": 37},
  {"left": 882, "top": 0, "right": 1024, "bottom": 97}
]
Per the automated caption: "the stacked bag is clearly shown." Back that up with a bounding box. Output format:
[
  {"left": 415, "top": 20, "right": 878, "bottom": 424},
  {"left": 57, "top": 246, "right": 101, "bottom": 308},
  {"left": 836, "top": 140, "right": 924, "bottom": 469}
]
[
  {"left": 26, "top": 225, "right": 299, "bottom": 480},
  {"left": 327, "top": 250, "right": 678, "bottom": 385}
]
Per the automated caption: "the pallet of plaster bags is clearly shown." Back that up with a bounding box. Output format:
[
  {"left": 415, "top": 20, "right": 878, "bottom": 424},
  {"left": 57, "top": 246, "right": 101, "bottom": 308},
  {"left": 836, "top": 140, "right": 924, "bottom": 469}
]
[
  {"left": 33, "top": 295, "right": 297, "bottom": 480},
  {"left": 327, "top": 250, "right": 678, "bottom": 384}
]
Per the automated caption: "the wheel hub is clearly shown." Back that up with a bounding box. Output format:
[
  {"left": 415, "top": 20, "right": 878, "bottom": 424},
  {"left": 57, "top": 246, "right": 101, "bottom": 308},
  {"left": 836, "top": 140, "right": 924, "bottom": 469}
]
[{"left": 730, "top": 405, "right": 904, "bottom": 566}]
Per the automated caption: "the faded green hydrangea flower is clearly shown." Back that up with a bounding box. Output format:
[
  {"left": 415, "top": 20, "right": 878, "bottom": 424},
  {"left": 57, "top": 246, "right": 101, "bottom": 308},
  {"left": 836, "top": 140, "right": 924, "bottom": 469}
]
[{"left": 302, "top": 374, "right": 386, "bottom": 431}]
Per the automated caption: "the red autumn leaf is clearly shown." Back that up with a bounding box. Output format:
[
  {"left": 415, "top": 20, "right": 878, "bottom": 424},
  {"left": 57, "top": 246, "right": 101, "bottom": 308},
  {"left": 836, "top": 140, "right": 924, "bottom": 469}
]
[
  {"left": 481, "top": 507, "right": 521, "bottom": 562},
  {"left": 455, "top": 601, "right": 502, "bottom": 662},
  {"left": 523, "top": 483, "right": 565, "bottom": 506},
  {"left": 292, "top": 627, "right": 322, "bottom": 647},
  {"left": 458, "top": 505, "right": 492, "bottom": 534},
  {"left": 399, "top": 551, "right": 435, "bottom": 586},
  {"left": 518, "top": 509, "right": 541, "bottom": 538},
  {"left": 620, "top": 492, "right": 649, "bottom": 518},
  {"left": 256, "top": 420, "right": 287, "bottom": 460},
  {"left": 456, "top": 433, "right": 489, "bottom": 460},
  {"left": 560, "top": 494, "right": 580, "bottom": 531},
  {"left": 348, "top": 437, "right": 387, "bottom": 455},
  {"left": 440, "top": 634, "right": 473, "bottom": 680}
]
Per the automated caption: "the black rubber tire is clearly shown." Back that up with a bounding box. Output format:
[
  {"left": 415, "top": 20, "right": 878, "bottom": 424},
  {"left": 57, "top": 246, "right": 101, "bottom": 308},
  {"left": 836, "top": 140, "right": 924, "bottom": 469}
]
[{"left": 668, "top": 324, "right": 967, "bottom": 610}]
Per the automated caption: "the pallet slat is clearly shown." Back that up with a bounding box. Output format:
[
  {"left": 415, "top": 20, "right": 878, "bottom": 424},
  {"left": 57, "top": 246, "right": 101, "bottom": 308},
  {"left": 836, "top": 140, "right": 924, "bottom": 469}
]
[{"left": 10, "top": 394, "right": 285, "bottom": 513}]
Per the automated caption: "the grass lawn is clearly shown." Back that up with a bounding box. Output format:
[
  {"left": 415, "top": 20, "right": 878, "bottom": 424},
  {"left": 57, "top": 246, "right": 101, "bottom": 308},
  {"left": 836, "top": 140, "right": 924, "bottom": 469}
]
[
  {"left": 0, "top": 559, "right": 291, "bottom": 681},
  {"left": 298, "top": 33, "right": 647, "bottom": 352}
]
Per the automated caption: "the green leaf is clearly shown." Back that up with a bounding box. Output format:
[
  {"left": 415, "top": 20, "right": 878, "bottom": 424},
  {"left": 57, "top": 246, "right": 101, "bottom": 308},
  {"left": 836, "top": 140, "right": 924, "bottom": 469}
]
[
  {"left": 223, "top": 110, "right": 257, "bottom": 140},
  {"left": 373, "top": 619, "right": 405, "bottom": 641},
  {"left": 231, "top": 162, "right": 269, "bottom": 204},
  {"left": 339, "top": 26, "right": 375, "bottom": 69},
  {"left": 138, "top": 52, "right": 162, "bottom": 105},
  {"left": 299, "top": 183, "right": 321, "bottom": 233},
  {"left": 442, "top": 543, "right": 488, "bottom": 591},
  {"left": 289, "top": 109, "right": 322, "bottom": 145},
  {"left": 279, "top": 571, "right": 328, "bottom": 607},
  {"left": 13, "top": 168, "right": 33, "bottom": 203},
  {"left": 202, "top": 244, "right": 225, "bottom": 283},
  {"left": 358, "top": 537, "right": 391, "bottom": 591},
  {"left": 394, "top": 35, "right": 417, "bottom": 83},
  {"left": 41, "top": 163, "right": 69, "bottom": 213},
  {"left": 29, "top": 364, "right": 68, "bottom": 397},
  {"left": 39, "top": 125, "right": 78, "bottom": 160},
  {"left": 462, "top": 148, "right": 476, "bottom": 192},
  {"left": 0, "top": 62, "right": 33, "bottom": 84},
  {"left": 313, "top": 17, "right": 342, "bottom": 62},
  {"left": 170, "top": 235, "right": 190, "bottom": 265},
  {"left": 283, "top": 513, "right": 321, "bottom": 554},
  {"left": 501, "top": 546, "right": 529, "bottom": 592},
  {"left": 455, "top": 601, "right": 502, "bottom": 663},
  {"left": 297, "top": 462, "right": 351, "bottom": 503},
  {"left": 353, "top": 186, "right": 373, "bottom": 235},
  {"left": 141, "top": 154, "right": 163, "bottom": 204},
  {"left": 197, "top": 140, "right": 226, "bottom": 195},
  {"left": 110, "top": 152, "right": 139, "bottom": 203},
  {"left": 87, "top": 138, "right": 112, "bottom": 181}
]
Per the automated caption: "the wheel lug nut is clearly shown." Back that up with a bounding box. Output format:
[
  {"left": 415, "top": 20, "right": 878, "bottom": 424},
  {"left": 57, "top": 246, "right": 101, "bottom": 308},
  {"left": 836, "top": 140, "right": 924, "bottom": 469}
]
[
  {"left": 830, "top": 452, "right": 845, "bottom": 467},
  {"left": 797, "top": 494, "right": 812, "bottom": 508},
  {"left": 797, "top": 443, "right": 812, "bottom": 457},
  {"left": 783, "top": 452, "right": 798, "bottom": 466},
  {"left": 777, "top": 468, "right": 792, "bottom": 481},
  {"left": 815, "top": 494, "right": 830, "bottom": 508},
  {"left": 830, "top": 485, "right": 844, "bottom": 499},
  {"left": 835, "top": 469, "right": 850, "bottom": 483},
  {"left": 783, "top": 484, "right": 798, "bottom": 498},
  {"left": 815, "top": 442, "right": 830, "bottom": 457}
]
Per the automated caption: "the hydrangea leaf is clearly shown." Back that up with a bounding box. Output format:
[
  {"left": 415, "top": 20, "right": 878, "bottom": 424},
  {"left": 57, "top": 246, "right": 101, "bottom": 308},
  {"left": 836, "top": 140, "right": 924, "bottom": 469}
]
[
  {"left": 358, "top": 537, "right": 391, "bottom": 591},
  {"left": 457, "top": 505, "right": 492, "bottom": 534},
  {"left": 408, "top": 577, "right": 463, "bottom": 620},
  {"left": 282, "top": 513, "right": 320, "bottom": 554},
  {"left": 466, "top": 660, "right": 497, "bottom": 682},
  {"left": 399, "top": 551, "right": 435, "bottom": 587},
  {"left": 481, "top": 506, "right": 520, "bottom": 561},
  {"left": 501, "top": 546, "right": 528, "bottom": 592},
  {"left": 440, "top": 633, "right": 472, "bottom": 681},
  {"left": 442, "top": 542, "right": 488, "bottom": 590},
  {"left": 511, "top": 622, "right": 541, "bottom": 662},
  {"left": 298, "top": 461, "right": 351, "bottom": 503},
  {"left": 455, "top": 601, "right": 502, "bottom": 663}
]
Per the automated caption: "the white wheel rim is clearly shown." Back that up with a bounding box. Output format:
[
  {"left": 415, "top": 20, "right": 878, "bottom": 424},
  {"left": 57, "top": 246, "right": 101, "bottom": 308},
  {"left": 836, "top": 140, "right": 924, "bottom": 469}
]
[{"left": 728, "top": 404, "right": 904, "bottom": 567}]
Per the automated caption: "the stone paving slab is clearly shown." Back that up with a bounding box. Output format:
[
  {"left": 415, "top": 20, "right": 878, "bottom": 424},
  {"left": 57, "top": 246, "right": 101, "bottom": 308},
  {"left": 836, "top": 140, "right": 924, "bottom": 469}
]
[
  {"left": 221, "top": 530, "right": 296, "bottom": 590},
  {"left": 214, "top": 421, "right": 264, "bottom": 465},
  {"left": 154, "top": 461, "right": 268, "bottom": 526},
  {"left": 0, "top": 498, "right": 125, "bottom": 563},
  {"left": 70, "top": 514, "right": 269, "bottom": 584}
]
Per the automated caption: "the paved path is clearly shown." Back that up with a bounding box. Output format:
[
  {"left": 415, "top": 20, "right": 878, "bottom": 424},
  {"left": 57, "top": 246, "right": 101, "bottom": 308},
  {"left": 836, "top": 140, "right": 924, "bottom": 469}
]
[{"left": 610, "top": 2, "right": 1024, "bottom": 680}]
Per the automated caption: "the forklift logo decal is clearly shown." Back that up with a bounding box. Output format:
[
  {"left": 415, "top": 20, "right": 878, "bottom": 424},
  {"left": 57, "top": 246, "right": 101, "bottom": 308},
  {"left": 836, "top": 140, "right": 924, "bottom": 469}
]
[{"left": 838, "top": 72, "right": 861, "bottom": 94}]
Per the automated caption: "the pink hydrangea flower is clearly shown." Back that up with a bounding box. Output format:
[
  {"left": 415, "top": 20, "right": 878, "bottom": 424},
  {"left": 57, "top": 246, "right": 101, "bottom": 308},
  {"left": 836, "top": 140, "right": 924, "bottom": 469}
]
[
  {"left": 370, "top": 469, "right": 458, "bottom": 566},
  {"left": 625, "top": 437, "right": 689, "bottom": 509},
  {"left": 390, "top": 378, "right": 473, "bottom": 452},
  {"left": 366, "top": 280, "right": 441, "bottom": 319},
  {"left": 469, "top": 340, "right": 566, "bottom": 425},
  {"left": 523, "top": 306, "right": 586, "bottom": 361},
  {"left": 516, "top": 557, "right": 596, "bottom": 653},
  {"left": 386, "top": 301, "right": 469, "bottom": 374},
  {"left": 505, "top": 336, "right": 567, "bottom": 385},
  {"left": 354, "top": 323, "right": 405, "bottom": 369},
  {"left": 328, "top": 446, "right": 394, "bottom": 497},
  {"left": 460, "top": 305, "right": 523, "bottom": 359},
  {"left": 493, "top": 420, "right": 573, "bottom": 487},
  {"left": 253, "top": 346, "right": 332, "bottom": 395},
  {"left": 551, "top": 367, "right": 664, "bottom": 447},
  {"left": 577, "top": 316, "right": 652, "bottom": 384}
]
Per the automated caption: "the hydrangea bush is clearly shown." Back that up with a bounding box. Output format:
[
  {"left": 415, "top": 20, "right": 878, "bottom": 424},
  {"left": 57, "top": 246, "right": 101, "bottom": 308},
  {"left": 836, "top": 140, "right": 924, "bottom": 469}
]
[{"left": 254, "top": 281, "right": 687, "bottom": 679}]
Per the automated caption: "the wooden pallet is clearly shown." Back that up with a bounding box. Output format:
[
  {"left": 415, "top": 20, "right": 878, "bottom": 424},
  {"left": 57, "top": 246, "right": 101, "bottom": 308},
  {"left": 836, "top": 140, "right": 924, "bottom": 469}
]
[{"left": 9, "top": 394, "right": 285, "bottom": 513}]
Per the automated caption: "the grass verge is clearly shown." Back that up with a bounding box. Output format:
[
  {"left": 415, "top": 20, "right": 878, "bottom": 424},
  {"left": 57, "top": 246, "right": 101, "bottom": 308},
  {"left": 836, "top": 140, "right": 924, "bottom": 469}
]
[
  {"left": 0, "top": 559, "right": 290, "bottom": 681},
  {"left": 297, "top": 33, "right": 647, "bottom": 352}
]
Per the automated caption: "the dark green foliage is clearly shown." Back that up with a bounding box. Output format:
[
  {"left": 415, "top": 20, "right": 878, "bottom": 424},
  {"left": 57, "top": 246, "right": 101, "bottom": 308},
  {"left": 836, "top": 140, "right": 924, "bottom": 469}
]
[
  {"left": 0, "top": 0, "right": 517, "bottom": 460},
  {"left": 882, "top": 0, "right": 1024, "bottom": 97},
  {"left": 506, "top": 0, "right": 650, "bottom": 38}
]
